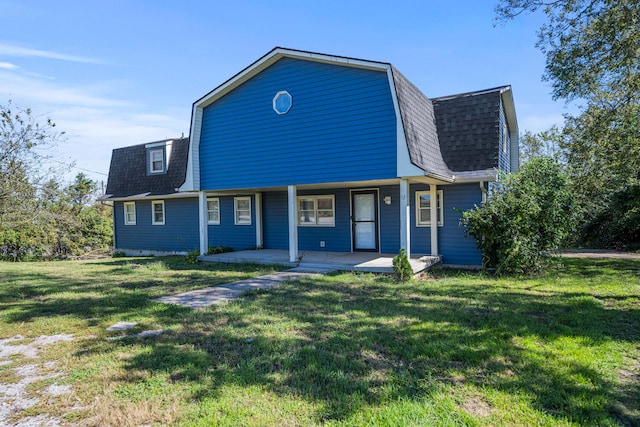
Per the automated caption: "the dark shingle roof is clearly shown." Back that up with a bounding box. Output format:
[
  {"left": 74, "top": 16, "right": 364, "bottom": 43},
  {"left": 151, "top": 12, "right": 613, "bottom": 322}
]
[
  {"left": 391, "top": 66, "right": 453, "bottom": 179},
  {"left": 432, "top": 88, "right": 504, "bottom": 172},
  {"left": 105, "top": 137, "right": 189, "bottom": 197}
]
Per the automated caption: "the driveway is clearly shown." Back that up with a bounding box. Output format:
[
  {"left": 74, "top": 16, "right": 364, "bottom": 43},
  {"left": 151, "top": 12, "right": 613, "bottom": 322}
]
[{"left": 559, "top": 249, "right": 640, "bottom": 260}]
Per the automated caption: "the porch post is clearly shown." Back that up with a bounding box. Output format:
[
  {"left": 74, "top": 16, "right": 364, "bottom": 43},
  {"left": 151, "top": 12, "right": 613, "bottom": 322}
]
[
  {"left": 399, "top": 179, "right": 410, "bottom": 258},
  {"left": 198, "top": 191, "right": 208, "bottom": 256},
  {"left": 287, "top": 185, "right": 298, "bottom": 263},
  {"left": 430, "top": 184, "right": 438, "bottom": 256},
  {"left": 255, "top": 192, "right": 263, "bottom": 249}
]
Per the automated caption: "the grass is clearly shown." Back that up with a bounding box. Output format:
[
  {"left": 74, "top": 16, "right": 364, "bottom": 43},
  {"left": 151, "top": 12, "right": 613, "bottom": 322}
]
[{"left": 0, "top": 256, "right": 639, "bottom": 426}]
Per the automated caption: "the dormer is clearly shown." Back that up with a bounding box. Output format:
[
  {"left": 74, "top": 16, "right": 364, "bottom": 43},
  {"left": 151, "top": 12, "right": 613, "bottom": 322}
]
[{"left": 146, "top": 140, "right": 173, "bottom": 175}]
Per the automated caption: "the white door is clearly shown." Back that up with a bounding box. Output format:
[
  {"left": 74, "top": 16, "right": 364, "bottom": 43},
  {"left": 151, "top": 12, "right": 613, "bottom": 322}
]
[{"left": 352, "top": 192, "right": 378, "bottom": 251}]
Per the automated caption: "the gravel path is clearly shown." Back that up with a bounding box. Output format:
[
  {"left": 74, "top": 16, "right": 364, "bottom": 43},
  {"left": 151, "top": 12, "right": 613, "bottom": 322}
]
[{"left": 559, "top": 249, "right": 640, "bottom": 260}]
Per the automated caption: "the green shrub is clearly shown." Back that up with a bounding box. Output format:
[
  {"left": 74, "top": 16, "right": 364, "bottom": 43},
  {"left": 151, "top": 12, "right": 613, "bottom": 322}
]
[
  {"left": 184, "top": 249, "right": 200, "bottom": 264},
  {"left": 461, "top": 156, "right": 576, "bottom": 275},
  {"left": 207, "top": 245, "right": 234, "bottom": 255},
  {"left": 392, "top": 249, "right": 413, "bottom": 282}
]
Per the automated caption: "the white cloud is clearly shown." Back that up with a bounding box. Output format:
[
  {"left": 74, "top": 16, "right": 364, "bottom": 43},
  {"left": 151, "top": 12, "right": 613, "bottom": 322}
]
[
  {"left": 0, "top": 42, "right": 101, "bottom": 64},
  {"left": 51, "top": 107, "right": 186, "bottom": 182},
  {"left": 0, "top": 61, "right": 19, "bottom": 70},
  {"left": 0, "top": 70, "right": 131, "bottom": 108},
  {"left": 0, "top": 66, "right": 187, "bottom": 183}
]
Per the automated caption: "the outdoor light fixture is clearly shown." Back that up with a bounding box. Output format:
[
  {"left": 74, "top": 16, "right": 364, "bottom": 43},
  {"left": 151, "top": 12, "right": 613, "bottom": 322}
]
[{"left": 384, "top": 196, "right": 392, "bottom": 205}]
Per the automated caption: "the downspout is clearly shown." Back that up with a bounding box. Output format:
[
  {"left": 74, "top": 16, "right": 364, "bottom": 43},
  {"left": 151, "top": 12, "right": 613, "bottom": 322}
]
[{"left": 479, "top": 181, "right": 487, "bottom": 204}]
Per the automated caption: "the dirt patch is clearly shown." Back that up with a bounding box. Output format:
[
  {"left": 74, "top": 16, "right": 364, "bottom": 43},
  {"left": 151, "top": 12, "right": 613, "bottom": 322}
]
[
  {"left": 0, "top": 334, "right": 75, "bottom": 426},
  {"left": 460, "top": 395, "right": 493, "bottom": 418},
  {"left": 612, "top": 357, "right": 640, "bottom": 426},
  {"left": 559, "top": 249, "right": 640, "bottom": 260}
]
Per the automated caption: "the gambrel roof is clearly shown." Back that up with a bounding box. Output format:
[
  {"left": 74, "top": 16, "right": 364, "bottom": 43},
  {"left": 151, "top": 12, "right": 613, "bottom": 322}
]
[
  {"left": 104, "top": 137, "right": 189, "bottom": 198},
  {"left": 180, "top": 47, "right": 519, "bottom": 190},
  {"left": 104, "top": 48, "right": 520, "bottom": 197}
]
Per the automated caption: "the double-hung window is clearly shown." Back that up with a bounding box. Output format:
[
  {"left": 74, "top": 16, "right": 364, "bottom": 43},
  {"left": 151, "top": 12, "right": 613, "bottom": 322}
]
[
  {"left": 207, "top": 198, "right": 220, "bottom": 225},
  {"left": 234, "top": 197, "right": 251, "bottom": 225},
  {"left": 150, "top": 149, "right": 164, "bottom": 173},
  {"left": 298, "top": 195, "right": 335, "bottom": 226},
  {"left": 416, "top": 191, "right": 443, "bottom": 226},
  {"left": 124, "top": 202, "right": 136, "bottom": 225},
  {"left": 152, "top": 200, "right": 165, "bottom": 225}
]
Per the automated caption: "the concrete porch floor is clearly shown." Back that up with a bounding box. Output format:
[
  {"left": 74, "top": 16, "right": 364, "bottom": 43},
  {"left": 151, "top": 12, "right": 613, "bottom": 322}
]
[{"left": 198, "top": 249, "right": 441, "bottom": 274}]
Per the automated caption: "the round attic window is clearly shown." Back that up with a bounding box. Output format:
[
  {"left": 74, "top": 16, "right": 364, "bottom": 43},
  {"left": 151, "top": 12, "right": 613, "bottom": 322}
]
[{"left": 273, "top": 91, "right": 292, "bottom": 114}]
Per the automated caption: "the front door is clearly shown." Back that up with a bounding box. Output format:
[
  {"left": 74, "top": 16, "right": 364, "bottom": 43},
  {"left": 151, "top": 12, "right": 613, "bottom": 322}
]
[{"left": 352, "top": 191, "right": 379, "bottom": 251}]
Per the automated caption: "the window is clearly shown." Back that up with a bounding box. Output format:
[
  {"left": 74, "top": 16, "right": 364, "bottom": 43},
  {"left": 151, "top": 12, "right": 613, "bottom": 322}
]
[
  {"left": 234, "top": 197, "right": 251, "bottom": 225},
  {"left": 297, "top": 195, "right": 335, "bottom": 226},
  {"left": 416, "top": 190, "right": 443, "bottom": 226},
  {"left": 207, "top": 198, "right": 220, "bottom": 225},
  {"left": 124, "top": 202, "right": 136, "bottom": 225},
  {"left": 150, "top": 149, "right": 164, "bottom": 173},
  {"left": 273, "top": 91, "right": 292, "bottom": 114},
  {"left": 502, "top": 124, "right": 508, "bottom": 153},
  {"left": 152, "top": 200, "right": 165, "bottom": 225}
]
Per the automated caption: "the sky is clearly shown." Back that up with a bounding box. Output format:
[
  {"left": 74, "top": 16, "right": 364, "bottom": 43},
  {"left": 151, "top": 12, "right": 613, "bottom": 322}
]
[{"left": 0, "top": 0, "right": 577, "bottom": 184}]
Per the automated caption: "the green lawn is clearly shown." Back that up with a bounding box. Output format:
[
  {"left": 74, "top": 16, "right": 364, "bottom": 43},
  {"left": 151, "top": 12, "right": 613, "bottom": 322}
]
[{"left": 0, "top": 257, "right": 638, "bottom": 426}]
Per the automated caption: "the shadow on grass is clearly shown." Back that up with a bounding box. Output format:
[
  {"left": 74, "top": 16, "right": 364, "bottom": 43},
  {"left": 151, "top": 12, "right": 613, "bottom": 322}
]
[
  {"left": 1, "top": 257, "right": 638, "bottom": 424},
  {"left": 113, "top": 262, "right": 640, "bottom": 424}
]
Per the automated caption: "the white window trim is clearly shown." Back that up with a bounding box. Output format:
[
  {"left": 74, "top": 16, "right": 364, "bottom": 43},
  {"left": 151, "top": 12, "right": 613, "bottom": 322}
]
[
  {"left": 502, "top": 124, "right": 508, "bottom": 154},
  {"left": 415, "top": 190, "right": 443, "bottom": 227},
  {"left": 272, "top": 90, "right": 292, "bottom": 115},
  {"left": 297, "top": 195, "right": 336, "bottom": 227},
  {"left": 151, "top": 200, "right": 165, "bottom": 225},
  {"left": 150, "top": 148, "right": 165, "bottom": 173},
  {"left": 234, "top": 197, "right": 252, "bottom": 225},
  {"left": 124, "top": 202, "right": 136, "bottom": 225},
  {"left": 207, "top": 197, "right": 220, "bottom": 225}
]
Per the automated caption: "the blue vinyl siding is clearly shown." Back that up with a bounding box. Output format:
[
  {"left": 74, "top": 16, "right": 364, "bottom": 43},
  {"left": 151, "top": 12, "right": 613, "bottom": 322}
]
[
  {"left": 438, "top": 184, "right": 483, "bottom": 265},
  {"left": 409, "top": 184, "right": 433, "bottom": 255},
  {"left": 197, "top": 183, "right": 482, "bottom": 265},
  {"left": 379, "top": 185, "right": 400, "bottom": 253},
  {"left": 498, "top": 99, "right": 511, "bottom": 173},
  {"left": 379, "top": 184, "right": 483, "bottom": 264},
  {"left": 114, "top": 198, "right": 199, "bottom": 252},
  {"left": 208, "top": 196, "right": 256, "bottom": 250},
  {"left": 263, "top": 192, "right": 288, "bottom": 250},
  {"left": 199, "top": 57, "right": 397, "bottom": 190},
  {"left": 262, "top": 189, "right": 352, "bottom": 252},
  {"left": 297, "top": 189, "right": 351, "bottom": 252}
]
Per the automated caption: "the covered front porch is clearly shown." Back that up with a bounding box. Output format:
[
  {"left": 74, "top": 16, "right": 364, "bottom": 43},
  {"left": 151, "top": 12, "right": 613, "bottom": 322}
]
[{"left": 198, "top": 249, "right": 441, "bottom": 274}]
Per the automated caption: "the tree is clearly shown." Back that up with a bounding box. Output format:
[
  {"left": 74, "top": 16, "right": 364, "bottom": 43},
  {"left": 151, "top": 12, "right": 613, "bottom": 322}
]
[
  {"left": 461, "top": 156, "right": 576, "bottom": 274},
  {"left": 496, "top": 0, "right": 640, "bottom": 248},
  {"left": 66, "top": 172, "right": 98, "bottom": 209},
  {"left": 0, "top": 101, "right": 112, "bottom": 260},
  {"left": 519, "top": 126, "right": 563, "bottom": 164},
  {"left": 495, "top": 0, "right": 640, "bottom": 104},
  {"left": 0, "top": 101, "right": 65, "bottom": 259}
]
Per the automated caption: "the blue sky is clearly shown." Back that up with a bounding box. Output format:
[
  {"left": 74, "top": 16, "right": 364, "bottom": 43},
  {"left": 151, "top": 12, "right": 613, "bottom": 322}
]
[{"left": 0, "top": 0, "right": 575, "bottom": 183}]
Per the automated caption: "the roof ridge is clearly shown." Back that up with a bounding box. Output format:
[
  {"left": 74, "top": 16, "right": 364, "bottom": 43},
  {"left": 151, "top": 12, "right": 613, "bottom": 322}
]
[{"left": 432, "top": 85, "right": 510, "bottom": 101}]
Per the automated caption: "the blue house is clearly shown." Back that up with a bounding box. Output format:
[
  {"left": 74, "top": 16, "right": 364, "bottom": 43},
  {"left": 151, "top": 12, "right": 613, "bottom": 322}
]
[{"left": 103, "top": 47, "right": 519, "bottom": 267}]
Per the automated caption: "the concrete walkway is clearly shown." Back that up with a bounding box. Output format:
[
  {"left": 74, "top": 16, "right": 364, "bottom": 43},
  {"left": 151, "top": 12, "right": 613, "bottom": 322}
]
[
  {"left": 156, "top": 268, "right": 331, "bottom": 309},
  {"left": 198, "top": 249, "right": 441, "bottom": 274}
]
